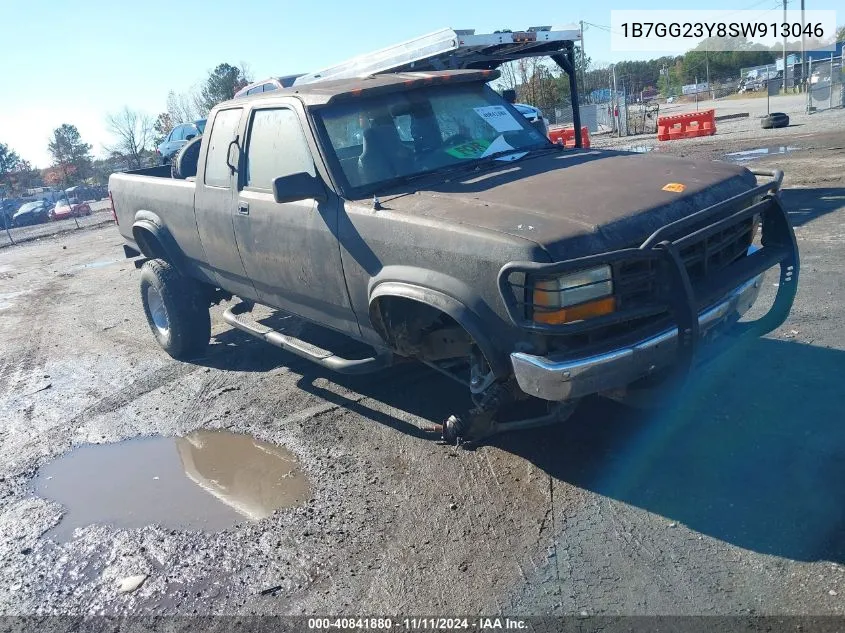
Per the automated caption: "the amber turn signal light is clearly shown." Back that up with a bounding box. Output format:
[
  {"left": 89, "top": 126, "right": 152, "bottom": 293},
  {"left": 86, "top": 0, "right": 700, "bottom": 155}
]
[{"left": 533, "top": 296, "right": 616, "bottom": 325}]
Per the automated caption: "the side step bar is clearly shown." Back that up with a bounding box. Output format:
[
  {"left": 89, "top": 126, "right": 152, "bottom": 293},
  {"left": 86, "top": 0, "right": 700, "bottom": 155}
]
[{"left": 222, "top": 302, "right": 393, "bottom": 375}]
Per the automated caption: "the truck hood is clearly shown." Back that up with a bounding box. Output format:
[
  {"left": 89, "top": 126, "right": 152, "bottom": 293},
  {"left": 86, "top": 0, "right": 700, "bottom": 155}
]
[{"left": 377, "top": 150, "right": 757, "bottom": 261}]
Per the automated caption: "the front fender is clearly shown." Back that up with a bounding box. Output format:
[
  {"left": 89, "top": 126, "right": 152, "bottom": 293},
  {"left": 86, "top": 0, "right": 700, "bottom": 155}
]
[{"left": 368, "top": 270, "right": 511, "bottom": 378}]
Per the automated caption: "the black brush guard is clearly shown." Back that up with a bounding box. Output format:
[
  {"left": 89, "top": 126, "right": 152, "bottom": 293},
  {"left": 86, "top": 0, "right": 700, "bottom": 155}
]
[{"left": 497, "top": 169, "right": 799, "bottom": 382}]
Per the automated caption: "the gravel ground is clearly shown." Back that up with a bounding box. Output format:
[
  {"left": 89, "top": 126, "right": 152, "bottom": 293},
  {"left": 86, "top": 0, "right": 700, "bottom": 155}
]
[
  {"left": 594, "top": 102, "right": 845, "bottom": 157},
  {"left": 660, "top": 92, "right": 811, "bottom": 118},
  {"left": 0, "top": 128, "right": 843, "bottom": 619}
]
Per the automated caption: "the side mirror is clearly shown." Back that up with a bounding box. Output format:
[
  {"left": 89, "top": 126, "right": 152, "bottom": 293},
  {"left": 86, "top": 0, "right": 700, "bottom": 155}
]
[{"left": 272, "top": 172, "right": 326, "bottom": 204}]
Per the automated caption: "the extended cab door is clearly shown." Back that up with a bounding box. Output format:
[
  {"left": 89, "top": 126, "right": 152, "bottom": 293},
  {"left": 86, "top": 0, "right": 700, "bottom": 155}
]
[
  {"left": 233, "top": 103, "right": 359, "bottom": 336},
  {"left": 194, "top": 107, "right": 259, "bottom": 301}
]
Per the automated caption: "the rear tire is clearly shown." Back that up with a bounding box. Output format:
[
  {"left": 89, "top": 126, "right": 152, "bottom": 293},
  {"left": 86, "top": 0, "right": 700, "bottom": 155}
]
[{"left": 140, "top": 259, "right": 211, "bottom": 360}]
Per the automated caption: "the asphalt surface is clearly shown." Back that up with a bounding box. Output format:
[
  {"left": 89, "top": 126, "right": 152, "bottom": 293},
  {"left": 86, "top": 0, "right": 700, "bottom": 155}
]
[{"left": 0, "top": 125, "right": 844, "bottom": 618}]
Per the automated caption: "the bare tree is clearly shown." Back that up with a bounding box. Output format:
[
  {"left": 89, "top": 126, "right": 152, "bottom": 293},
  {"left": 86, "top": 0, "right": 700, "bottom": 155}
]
[
  {"left": 105, "top": 107, "right": 154, "bottom": 170},
  {"left": 496, "top": 61, "right": 520, "bottom": 92},
  {"left": 166, "top": 90, "right": 200, "bottom": 124}
]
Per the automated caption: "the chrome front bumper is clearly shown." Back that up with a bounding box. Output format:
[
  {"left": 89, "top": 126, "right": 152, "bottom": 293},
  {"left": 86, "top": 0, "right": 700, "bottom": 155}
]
[{"left": 510, "top": 274, "right": 764, "bottom": 402}]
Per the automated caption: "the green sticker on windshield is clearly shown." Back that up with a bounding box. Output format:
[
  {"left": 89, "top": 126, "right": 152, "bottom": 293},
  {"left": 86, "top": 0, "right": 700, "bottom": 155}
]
[{"left": 445, "top": 138, "right": 491, "bottom": 160}]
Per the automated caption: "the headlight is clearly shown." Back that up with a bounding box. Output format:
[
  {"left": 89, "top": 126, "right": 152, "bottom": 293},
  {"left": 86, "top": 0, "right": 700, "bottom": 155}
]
[{"left": 532, "top": 265, "right": 615, "bottom": 325}]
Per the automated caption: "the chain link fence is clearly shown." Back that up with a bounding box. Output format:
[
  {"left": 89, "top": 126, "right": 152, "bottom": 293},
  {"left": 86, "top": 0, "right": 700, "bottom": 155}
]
[
  {"left": 0, "top": 204, "right": 114, "bottom": 249},
  {"left": 547, "top": 89, "right": 654, "bottom": 137},
  {"left": 807, "top": 55, "right": 844, "bottom": 113}
]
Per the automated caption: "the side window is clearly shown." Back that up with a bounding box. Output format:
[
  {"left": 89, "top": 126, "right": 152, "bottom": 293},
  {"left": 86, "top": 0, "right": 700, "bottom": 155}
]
[
  {"left": 246, "top": 86, "right": 261, "bottom": 96},
  {"left": 261, "top": 83, "right": 277, "bottom": 93},
  {"left": 204, "top": 108, "right": 243, "bottom": 188},
  {"left": 244, "top": 108, "right": 315, "bottom": 191},
  {"left": 172, "top": 126, "right": 185, "bottom": 142}
]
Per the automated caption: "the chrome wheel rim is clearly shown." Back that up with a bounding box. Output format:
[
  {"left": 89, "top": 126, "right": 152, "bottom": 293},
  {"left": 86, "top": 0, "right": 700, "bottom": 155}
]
[{"left": 146, "top": 286, "right": 169, "bottom": 337}]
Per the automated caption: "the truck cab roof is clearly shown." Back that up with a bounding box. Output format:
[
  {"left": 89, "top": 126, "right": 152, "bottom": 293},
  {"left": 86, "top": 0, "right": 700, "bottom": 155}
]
[{"left": 221, "top": 69, "right": 500, "bottom": 108}]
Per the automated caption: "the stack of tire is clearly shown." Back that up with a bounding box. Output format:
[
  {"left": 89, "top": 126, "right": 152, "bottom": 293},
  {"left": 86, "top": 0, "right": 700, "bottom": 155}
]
[{"left": 761, "top": 112, "right": 789, "bottom": 129}]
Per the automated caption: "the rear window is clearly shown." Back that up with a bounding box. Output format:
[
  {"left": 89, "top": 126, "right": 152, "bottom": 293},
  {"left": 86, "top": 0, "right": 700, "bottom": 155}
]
[{"left": 204, "top": 109, "right": 243, "bottom": 188}]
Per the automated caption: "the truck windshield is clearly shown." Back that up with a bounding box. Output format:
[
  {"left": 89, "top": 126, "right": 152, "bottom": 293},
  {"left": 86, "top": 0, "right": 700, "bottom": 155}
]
[{"left": 315, "top": 83, "right": 548, "bottom": 196}]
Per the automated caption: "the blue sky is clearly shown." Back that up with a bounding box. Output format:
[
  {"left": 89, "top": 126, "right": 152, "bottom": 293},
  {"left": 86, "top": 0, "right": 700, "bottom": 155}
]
[{"left": 1, "top": 0, "right": 839, "bottom": 167}]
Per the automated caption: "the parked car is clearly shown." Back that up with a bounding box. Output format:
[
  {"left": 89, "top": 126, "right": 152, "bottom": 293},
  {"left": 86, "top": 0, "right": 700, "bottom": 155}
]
[
  {"left": 234, "top": 75, "right": 305, "bottom": 98},
  {"left": 156, "top": 120, "right": 207, "bottom": 164},
  {"left": 513, "top": 103, "right": 549, "bottom": 137},
  {"left": 64, "top": 185, "right": 94, "bottom": 203},
  {"left": 12, "top": 200, "right": 53, "bottom": 227},
  {"left": 1, "top": 198, "right": 22, "bottom": 228},
  {"left": 51, "top": 199, "right": 92, "bottom": 221},
  {"left": 109, "top": 68, "right": 799, "bottom": 444}
]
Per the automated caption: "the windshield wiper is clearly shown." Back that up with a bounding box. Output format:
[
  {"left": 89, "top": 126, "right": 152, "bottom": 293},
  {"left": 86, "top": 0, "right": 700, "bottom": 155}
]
[
  {"left": 464, "top": 144, "right": 564, "bottom": 171},
  {"left": 362, "top": 144, "right": 563, "bottom": 197}
]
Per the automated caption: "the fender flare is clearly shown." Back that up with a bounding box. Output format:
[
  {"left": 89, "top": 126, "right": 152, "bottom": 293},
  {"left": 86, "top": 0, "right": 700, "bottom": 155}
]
[
  {"left": 368, "top": 280, "right": 510, "bottom": 379},
  {"left": 132, "top": 211, "right": 185, "bottom": 270}
]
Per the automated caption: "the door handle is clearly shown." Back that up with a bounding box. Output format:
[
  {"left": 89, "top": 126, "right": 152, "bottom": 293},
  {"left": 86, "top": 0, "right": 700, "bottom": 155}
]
[{"left": 237, "top": 202, "right": 249, "bottom": 216}]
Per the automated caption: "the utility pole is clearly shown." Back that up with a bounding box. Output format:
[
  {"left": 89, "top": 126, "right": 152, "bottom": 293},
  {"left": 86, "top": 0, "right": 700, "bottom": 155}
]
[
  {"left": 782, "top": 0, "right": 788, "bottom": 93},
  {"left": 696, "top": 75, "right": 699, "bottom": 110},
  {"left": 800, "top": 0, "right": 806, "bottom": 93},
  {"left": 705, "top": 49, "right": 710, "bottom": 95},
  {"left": 612, "top": 63, "right": 618, "bottom": 135},
  {"left": 579, "top": 20, "right": 586, "bottom": 91}
]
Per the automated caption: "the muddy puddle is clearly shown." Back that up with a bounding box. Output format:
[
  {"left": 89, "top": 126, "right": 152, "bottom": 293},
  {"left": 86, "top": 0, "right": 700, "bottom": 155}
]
[
  {"left": 0, "top": 290, "right": 28, "bottom": 310},
  {"left": 70, "top": 258, "right": 123, "bottom": 271},
  {"left": 35, "top": 430, "right": 310, "bottom": 541},
  {"left": 724, "top": 146, "right": 802, "bottom": 162},
  {"left": 618, "top": 144, "right": 656, "bottom": 153}
]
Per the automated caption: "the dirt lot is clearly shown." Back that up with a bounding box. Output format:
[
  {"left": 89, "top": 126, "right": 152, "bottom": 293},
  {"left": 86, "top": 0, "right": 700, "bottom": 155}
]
[{"left": 1, "top": 118, "right": 844, "bottom": 619}]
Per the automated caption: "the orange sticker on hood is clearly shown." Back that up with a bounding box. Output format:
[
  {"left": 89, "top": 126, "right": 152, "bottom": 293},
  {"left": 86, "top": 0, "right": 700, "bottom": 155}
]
[{"left": 662, "top": 183, "right": 686, "bottom": 192}]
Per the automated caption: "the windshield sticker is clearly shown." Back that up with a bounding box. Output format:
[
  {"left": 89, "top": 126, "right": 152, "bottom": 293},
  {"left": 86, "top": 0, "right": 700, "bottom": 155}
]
[
  {"left": 473, "top": 106, "right": 523, "bottom": 133},
  {"left": 480, "top": 135, "right": 515, "bottom": 158},
  {"left": 446, "top": 138, "right": 492, "bottom": 159}
]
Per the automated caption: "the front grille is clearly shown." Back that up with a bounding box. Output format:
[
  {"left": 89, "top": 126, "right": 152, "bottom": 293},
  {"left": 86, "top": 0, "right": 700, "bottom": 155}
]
[
  {"left": 678, "top": 217, "right": 755, "bottom": 287},
  {"left": 612, "top": 217, "right": 754, "bottom": 312},
  {"left": 546, "top": 215, "right": 755, "bottom": 356},
  {"left": 613, "top": 258, "right": 660, "bottom": 310}
]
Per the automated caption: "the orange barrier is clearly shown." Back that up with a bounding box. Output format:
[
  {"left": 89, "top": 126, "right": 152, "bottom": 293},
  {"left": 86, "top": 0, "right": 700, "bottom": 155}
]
[
  {"left": 657, "top": 109, "right": 716, "bottom": 141},
  {"left": 548, "top": 126, "right": 591, "bottom": 149}
]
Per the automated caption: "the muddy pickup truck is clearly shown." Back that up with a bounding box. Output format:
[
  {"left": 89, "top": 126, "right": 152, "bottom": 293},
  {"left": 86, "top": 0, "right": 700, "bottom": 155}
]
[{"left": 109, "top": 69, "right": 799, "bottom": 443}]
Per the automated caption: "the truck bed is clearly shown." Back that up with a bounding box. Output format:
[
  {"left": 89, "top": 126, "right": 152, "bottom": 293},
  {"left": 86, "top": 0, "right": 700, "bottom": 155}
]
[{"left": 108, "top": 169, "right": 208, "bottom": 281}]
